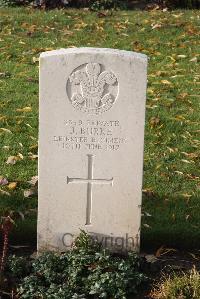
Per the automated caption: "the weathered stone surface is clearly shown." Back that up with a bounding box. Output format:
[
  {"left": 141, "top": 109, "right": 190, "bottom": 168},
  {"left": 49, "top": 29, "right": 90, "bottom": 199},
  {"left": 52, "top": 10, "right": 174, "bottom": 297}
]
[{"left": 38, "top": 48, "right": 147, "bottom": 252}]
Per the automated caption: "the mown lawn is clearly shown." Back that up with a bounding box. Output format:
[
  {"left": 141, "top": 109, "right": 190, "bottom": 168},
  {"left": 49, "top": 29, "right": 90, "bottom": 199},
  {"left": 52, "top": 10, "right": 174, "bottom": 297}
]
[{"left": 0, "top": 7, "right": 199, "bottom": 250}]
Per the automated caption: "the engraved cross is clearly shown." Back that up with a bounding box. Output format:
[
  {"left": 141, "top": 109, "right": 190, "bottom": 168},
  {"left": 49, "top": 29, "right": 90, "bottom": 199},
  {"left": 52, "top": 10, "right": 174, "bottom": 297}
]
[{"left": 67, "top": 154, "right": 113, "bottom": 225}]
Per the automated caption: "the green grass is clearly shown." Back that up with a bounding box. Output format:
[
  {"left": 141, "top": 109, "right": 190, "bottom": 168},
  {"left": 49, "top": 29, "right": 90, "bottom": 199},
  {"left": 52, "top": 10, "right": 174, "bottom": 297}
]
[
  {"left": 0, "top": 7, "right": 199, "bottom": 249},
  {"left": 150, "top": 267, "right": 200, "bottom": 299}
]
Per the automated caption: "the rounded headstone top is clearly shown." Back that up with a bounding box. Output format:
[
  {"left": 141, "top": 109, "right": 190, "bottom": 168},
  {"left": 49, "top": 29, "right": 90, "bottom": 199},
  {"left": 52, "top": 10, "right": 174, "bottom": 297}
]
[{"left": 40, "top": 47, "right": 147, "bottom": 64}]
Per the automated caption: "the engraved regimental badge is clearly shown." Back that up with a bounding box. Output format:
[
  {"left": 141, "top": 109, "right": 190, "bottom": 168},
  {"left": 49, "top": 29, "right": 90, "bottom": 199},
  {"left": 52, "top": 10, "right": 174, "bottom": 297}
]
[{"left": 67, "top": 63, "right": 119, "bottom": 115}]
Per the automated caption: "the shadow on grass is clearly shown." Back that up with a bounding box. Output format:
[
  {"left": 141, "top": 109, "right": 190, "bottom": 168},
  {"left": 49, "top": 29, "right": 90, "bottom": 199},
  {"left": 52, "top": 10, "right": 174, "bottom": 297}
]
[
  {"left": 141, "top": 193, "right": 200, "bottom": 251},
  {"left": 0, "top": 191, "right": 200, "bottom": 251},
  {"left": 0, "top": 191, "right": 37, "bottom": 249}
]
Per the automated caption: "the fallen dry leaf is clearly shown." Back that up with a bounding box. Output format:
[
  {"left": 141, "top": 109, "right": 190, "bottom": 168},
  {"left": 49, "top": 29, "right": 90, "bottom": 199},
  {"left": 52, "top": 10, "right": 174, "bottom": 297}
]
[
  {"left": 174, "top": 171, "right": 184, "bottom": 175},
  {"left": 28, "top": 176, "right": 38, "bottom": 186},
  {"left": 7, "top": 182, "right": 17, "bottom": 190},
  {"left": 149, "top": 116, "right": 160, "bottom": 127},
  {"left": 156, "top": 246, "right": 177, "bottom": 257},
  {"left": 0, "top": 128, "right": 12, "bottom": 134},
  {"left": 190, "top": 57, "right": 198, "bottom": 62},
  {"left": 24, "top": 186, "right": 37, "bottom": 198},
  {"left": 0, "top": 189, "right": 11, "bottom": 196},
  {"left": 28, "top": 153, "right": 38, "bottom": 160},
  {"left": 32, "top": 57, "right": 39, "bottom": 63},
  {"left": 181, "top": 193, "right": 192, "bottom": 198},
  {"left": 6, "top": 153, "right": 23, "bottom": 165},
  {"left": 29, "top": 143, "right": 38, "bottom": 150},
  {"left": 0, "top": 72, "right": 11, "bottom": 78},
  {"left": 161, "top": 80, "right": 172, "bottom": 85},
  {"left": 142, "top": 189, "right": 155, "bottom": 198},
  {"left": 143, "top": 223, "right": 151, "bottom": 228},
  {"left": 151, "top": 23, "right": 162, "bottom": 30},
  {"left": 177, "top": 54, "right": 187, "bottom": 58},
  {"left": 0, "top": 176, "right": 8, "bottom": 186},
  {"left": 185, "top": 214, "right": 190, "bottom": 221},
  {"left": 145, "top": 212, "right": 152, "bottom": 217},
  {"left": 188, "top": 253, "right": 198, "bottom": 260},
  {"left": 18, "top": 153, "right": 24, "bottom": 160},
  {"left": 181, "top": 159, "right": 193, "bottom": 164},
  {"left": 16, "top": 106, "right": 32, "bottom": 112},
  {"left": 145, "top": 254, "right": 158, "bottom": 263},
  {"left": 6, "top": 156, "right": 18, "bottom": 165},
  {"left": 181, "top": 152, "right": 198, "bottom": 159},
  {"left": 2, "top": 146, "right": 10, "bottom": 151}
]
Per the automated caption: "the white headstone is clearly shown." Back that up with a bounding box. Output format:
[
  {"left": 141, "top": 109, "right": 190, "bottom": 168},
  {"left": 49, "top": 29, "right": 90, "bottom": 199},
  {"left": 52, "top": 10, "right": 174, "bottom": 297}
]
[{"left": 38, "top": 48, "right": 147, "bottom": 252}]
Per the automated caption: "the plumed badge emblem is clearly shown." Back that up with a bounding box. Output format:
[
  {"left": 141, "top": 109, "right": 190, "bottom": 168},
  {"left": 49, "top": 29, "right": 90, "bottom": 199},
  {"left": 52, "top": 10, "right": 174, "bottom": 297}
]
[{"left": 67, "top": 63, "right": 119, "bottom": 115}]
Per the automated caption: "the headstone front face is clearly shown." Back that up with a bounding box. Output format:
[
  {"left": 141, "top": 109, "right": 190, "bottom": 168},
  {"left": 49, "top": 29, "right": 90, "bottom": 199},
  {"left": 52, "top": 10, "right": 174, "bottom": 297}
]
[{"left": 38, "top": 48, "right": 147, "bottom": 252}]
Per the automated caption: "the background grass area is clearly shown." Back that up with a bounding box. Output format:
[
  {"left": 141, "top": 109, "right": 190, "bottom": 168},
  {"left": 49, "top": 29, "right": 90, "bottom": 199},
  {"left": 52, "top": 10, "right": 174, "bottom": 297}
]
[{"left": 0, "top": 7, "right": 199, "bottom": 250}]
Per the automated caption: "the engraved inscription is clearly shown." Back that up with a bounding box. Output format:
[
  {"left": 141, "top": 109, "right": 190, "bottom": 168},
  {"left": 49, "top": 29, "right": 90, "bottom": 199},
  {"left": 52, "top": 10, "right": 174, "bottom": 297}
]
[
  {"left": 67, "top": 154, "right": 113, "bottom": 225},
  {"left": 53, "top": 119, "right": 126, "bottom": 151},
  {"left": 67, "top": 63, "right": 119, "bottom": 115}
]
